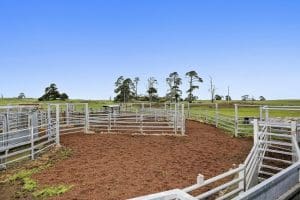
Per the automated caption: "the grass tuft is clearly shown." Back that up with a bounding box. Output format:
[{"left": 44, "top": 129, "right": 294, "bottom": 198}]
[{"left": 33, "top": 185, "right": 73, "bottom": 198}]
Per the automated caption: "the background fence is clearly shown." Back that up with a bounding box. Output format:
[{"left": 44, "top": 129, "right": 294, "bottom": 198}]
[{"left": 0, "top": 103, "right": 185, "bottom": 168}]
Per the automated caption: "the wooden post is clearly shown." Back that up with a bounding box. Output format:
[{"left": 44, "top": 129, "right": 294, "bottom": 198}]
[
  {"left": 253, "top": 119, "right": 258, "bottom": 145},
  {"left": 55, "top": 105, "right": 60, "bottom": 146},
  {"left": 215, "top": 103, "right": 219, "bottom": 127},
  {"left": 234, "top": 104, "right": 239, "bottom": 137},
  {"left": 84, "top": 103, "right": 89, "bottom": 133}
]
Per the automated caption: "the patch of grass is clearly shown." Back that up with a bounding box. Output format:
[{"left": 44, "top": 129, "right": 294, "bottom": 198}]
[
  {"left": 5, "top": 147, "right": 74, "bottom": 199},
  {"left": 58, "top": 147, "right": 72, "bottom": 159},
  {"left": 23, "top": 177, "right": 38, "bottom": 192},
  {"left": 33, "top": 185, "right": 73, "bottom": 198},
  {"left": 9, "top": 169, "right": 39, "bottom": 182}
]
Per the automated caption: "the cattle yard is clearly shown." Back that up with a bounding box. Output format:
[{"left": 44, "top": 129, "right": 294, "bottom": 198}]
[{"left": 0, "top": 102, "right": 300, "bottom": 199}]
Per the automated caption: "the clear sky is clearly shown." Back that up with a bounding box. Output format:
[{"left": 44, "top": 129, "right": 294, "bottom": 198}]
[{"left": 0, "top": 0, "right": 299, "bottom": 100}]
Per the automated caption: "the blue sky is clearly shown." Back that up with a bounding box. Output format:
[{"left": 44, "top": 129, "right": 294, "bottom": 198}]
[{"left": 0, "top": 0, "right": 299, "bottom": 100}]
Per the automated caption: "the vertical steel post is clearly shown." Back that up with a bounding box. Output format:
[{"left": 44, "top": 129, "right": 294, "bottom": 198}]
[
  {"left": 30, "top": 115, "right": 34, "bottom": 160},
  {"left": 291, "top": 121, "right": 297, "bottom": 163},
  {"left": 66, "top": 103, "right": 70, "bottom": 125},
  {"left": 85, "top": 103, "right": 89, "bottom": 133},
  {"left": 55, "top": 105, "right": 60, "bottom": 146},
  {"left": 253, "top": 119, "right": 258, "bottom": 145},
  {"left": 47, "top": 104, "right": 51, "bottom": 124},
  {"left": 234, "top": 104, "right": 239, "bottom": 137},
  {"left": 239, "top": 164, "right": 245, "bottom": 193},
  {"left": 215, "top": 103, "right": 219, "bottom": 127},
  {"left": 108, "top": 113, "right": 111, "bottom": 133},
  {"left": 259, "top": 106, "right": 263, "bottom": 121},
  {"left": 140, "top": 114, "right": 143, "bottom": 134},
  {"left": 265, "top": 107, "right": 269, "bottom": 123}
]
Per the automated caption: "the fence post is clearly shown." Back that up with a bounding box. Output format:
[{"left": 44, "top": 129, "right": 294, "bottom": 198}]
[
  {"left": 6, "top": 107, "right": 10, "bottom": 131},
  {"left": 85, "top": 103, "right": 89, "bottom": 133},
  {"left": 253, "top": 119, "right": 258, "bottom": 145},
  {"left": 265, "top": 107, "right": 269, "bottom": 122},
  {"left": 108, "top": 113, "right": 111, "bottom": 133},
  {"left": 30, "top": 115, "right": 35, "bottom": 160},
  {"left": 181, "top": 104, "right": 185, "bottom": 135},
  {"left": 259, "top": 106, "right": 263, "bottom": 121},
  {"left": 55, "top": 104, "right": 60, "bottom": 146},
  {"left": 140, "top": 114, "right": 143, "bottom": 134},
  {"left": 47, "top": 104, "right": 51, "bottom": 124},
  {"left": 234, "top": 104, "right": 239, "bottom": 137},
  {"left": 197, "top": 174, "right": 204, "bottom": 184},
  {"left": 66, "top": 103, "right": 70, "bottom": 125},
  {"left": 215, "top": 103, "right": 219, "bottom": 127},
  {"left": 291, "top": 121, "right": 297, "bottom": 163},
  {"left": 239, "top": 164, "right": 245, "bottom": 193}
]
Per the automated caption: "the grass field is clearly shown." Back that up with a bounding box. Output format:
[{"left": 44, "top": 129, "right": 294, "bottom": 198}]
[{"left": 1, "top": 98, "right": 300, "bottom": 118}]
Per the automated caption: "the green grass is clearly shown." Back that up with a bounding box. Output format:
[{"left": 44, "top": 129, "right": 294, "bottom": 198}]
[
  {"left": 1, "top": 98, "right": 300, "bottom": 118},
  {"left": 0, "top": 98, "right": 113, "bottom": 110},
  {"left": 188, "top": 100, "right": 300, "bottom": 118},
  {"left": 33, "top": 185, "right": 73, "bottom": 198}
]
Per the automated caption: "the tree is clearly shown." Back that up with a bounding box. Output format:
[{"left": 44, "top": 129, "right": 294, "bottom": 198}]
[
  {"left": 208, "top": 76, "right": 216, "bottom": 103},
  {"left": 166, "top": 72, "right": 182, "bottom": 102},
  {"left": 185, "top": 70, "right": 203, "bottom": 103},
  {"left": 215, "top": 94, "right": 223, "bottom": 100},
  {"left": 241, "top": 95, "right": 249, "bottom": 101},
  {"left": 133, "top": 77, "right": 140, "bottom": 99},
  {"left": 259, "top": 96, "right": 266, "bottom": 101},
  {"left": 114, "top": 76, "right": 135, "bottom": 103},
  {"left": 60, "top": 93, "right": 69, "bottom": 100},
  {"left": 39, "top": 83, "right": 66, "bottom": 101},
  {"left": 18, "top": 92, "right": 25, "bottom": 99},
  {"left": 225, "top": 95, "right": 232, "bottom": 101},
  {"left": 147, "top": 77, "right": 158, "bottom": 102}
]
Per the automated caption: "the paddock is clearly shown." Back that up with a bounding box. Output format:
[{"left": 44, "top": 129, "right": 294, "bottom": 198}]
[{"left": 31, "top": 120, "right": 251, "bottom": 200}]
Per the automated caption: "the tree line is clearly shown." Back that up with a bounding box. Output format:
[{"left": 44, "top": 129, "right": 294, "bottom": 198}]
[{"left": 114, "top": 71, "right": 204, "bottom": 103}]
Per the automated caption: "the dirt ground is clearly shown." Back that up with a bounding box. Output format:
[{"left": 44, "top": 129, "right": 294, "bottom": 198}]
[{"left": 30, "top": 120, "right": 252, "bottom": 200}]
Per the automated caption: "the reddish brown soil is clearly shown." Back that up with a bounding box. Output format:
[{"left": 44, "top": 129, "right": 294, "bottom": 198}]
[{"left": 33, "top": 120, "right": 252, "bottom": 200}]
